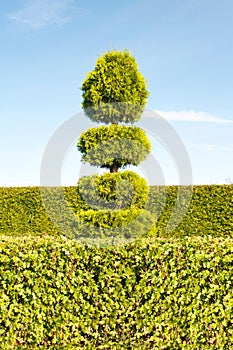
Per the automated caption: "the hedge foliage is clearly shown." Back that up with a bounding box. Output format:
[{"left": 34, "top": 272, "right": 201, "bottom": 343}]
[
  {"left": 77, "top": 125, "right": 151, "bottom": 169},
  {"left": 151, "top": 185, "right": 233, "bottom": 238},
  {"left": 1, "top": 235, "right": 233, "bottom": 348},
  {"left": 81, "top": 50, "right": 149, "bottom": 124},
  {"left": 0, "top": 185, "right": 232, "bottom": 238}
]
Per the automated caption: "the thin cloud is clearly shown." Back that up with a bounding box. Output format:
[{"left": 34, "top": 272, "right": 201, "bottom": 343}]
[
  {"left": 193, "top": 144, "right": 233, "bottom": 152},
  {"left": 155, "top": 110, "right": 233, "bottom": 124},
  {"left": 8, "top": 0, "right": 75, "bottom": 28}
]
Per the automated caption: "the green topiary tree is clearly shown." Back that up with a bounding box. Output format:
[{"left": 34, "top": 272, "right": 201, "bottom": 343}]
[
  {"left": 77, "top": 50, "right": 152, "bottom": 237},
  {"left": 81, "top": 50, "right": 149, "bottom": 124}
]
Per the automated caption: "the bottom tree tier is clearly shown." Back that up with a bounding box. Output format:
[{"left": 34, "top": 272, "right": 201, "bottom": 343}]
[{"left": 73, "top": 208, "right": 156, "bottom": 245}]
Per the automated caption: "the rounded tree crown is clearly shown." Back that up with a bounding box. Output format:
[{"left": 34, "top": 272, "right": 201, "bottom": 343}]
[
  {"left": 81, "top": 50, "right": 149, "bottom": 124},
  {"left": 77, "top": 125, "right": 151, "bottom": 170}
]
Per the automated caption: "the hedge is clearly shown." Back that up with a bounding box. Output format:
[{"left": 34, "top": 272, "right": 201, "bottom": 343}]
[
  {"left": 0, "top": 185, "right": 232, "bottom": 238},
  {"left": 152, "top": 184, "right": 233, "bottom": 237},
  {"left": 0, "top": 235, "right": 233, "bottom": 348}
]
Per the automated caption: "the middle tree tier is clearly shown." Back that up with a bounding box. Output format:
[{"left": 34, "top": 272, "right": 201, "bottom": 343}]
[{"left": 77, "top": 124, "right": 151, "bottom": 170}]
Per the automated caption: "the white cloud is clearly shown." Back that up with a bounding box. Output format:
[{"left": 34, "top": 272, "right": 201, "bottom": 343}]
[
  {"left": 206, "top": 144, "right": 233, "bottom": 152},
  {"left": 154, "top": 110, "right": 233, "bottom": 124},
  {"left": 192, "top": 143, "right": 233, "bottom": 152},
  {"left": 8, "top": 0, "right": 75, "bottom": 28}
]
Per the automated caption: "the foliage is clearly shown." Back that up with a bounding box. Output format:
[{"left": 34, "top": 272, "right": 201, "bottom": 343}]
[
  {"left": 77, "top": 125, "right": 151, "bottom": 170},
  {"left": 76, "top": 208, "right": 154, "bottom": 238},
  {"left": 0, "top": 185, "right": 233, "bottom": 238},
  {"left": 151, "top": 185, "right": 233, "bottom": 238},
  {"left": 75, "top": 171, "right": 153, "bottom": 242},
  {"left": 1, "top": 184, "right": 232, "bottom": 346},
  {"left": 1, "top": 235, "right": 233, "bottom": 348},
  {"left": 81, "top": 50, "right": 149, "bottom": 124},
  {"left": 78, "top": 50, "right": 151, "bottom": 227},
  {"left": 77, "top": 171, "right": 149, "bottom": 210}
]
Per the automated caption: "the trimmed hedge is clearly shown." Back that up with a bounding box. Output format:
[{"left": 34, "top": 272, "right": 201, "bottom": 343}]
[
  {"left": 0, "top": 235, "right": 233, "bottom": 348},
  {"left": 0, "top": 185, "right": 232, "bottom": 238},
  {"left": 0, "top": 187, "right": 80, "bottom": 237},
  {"left": 152, "top": 185, "right": 233, "bottom": 237}
]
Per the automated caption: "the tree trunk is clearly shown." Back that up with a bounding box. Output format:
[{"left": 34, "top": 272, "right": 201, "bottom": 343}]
[{"left": 110, "top": 163, "right": 119, "bottom": 173}]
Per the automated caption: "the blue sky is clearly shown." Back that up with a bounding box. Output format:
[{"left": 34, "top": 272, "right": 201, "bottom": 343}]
[{"left": 0, "top": 0, "right": 232, "bottom": 186}]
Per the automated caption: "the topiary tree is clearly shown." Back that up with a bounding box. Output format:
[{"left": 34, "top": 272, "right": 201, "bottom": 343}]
[
  {"left": 77, "top": 50, "right": 153, "bottom": 238},
  {"left": 81, "top": 50, "right": 149, "bottom": 124}
]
